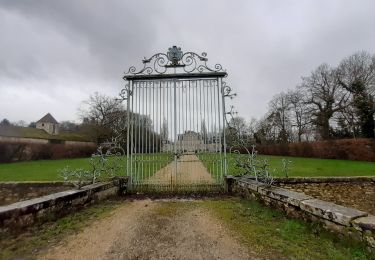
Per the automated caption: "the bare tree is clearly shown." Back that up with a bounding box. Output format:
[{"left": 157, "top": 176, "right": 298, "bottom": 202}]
[
  {"left": 13, "top": 120, "right": 27, "bottom": 127},
  {"left": 336, "top": 51, "right": 375, "bottom": 138},
  {"left": 79, "top": 92, "right": 124, "bottom": 128},
  {"left": 300, "top": 64, "right": 347, "bottom": 140},
  {"left": 226, "top": 116, "right": 248, "bottom": 147},
  {"left": 59, "top": 121, "right": 79, "bottom": 132},
  {"left": 286, "top": 89, "right": 311, "bottom": 142},
  {"left": 246, "top": 117, "right": 258, "bottom": 143},
  {"left": 254, "top": 115, "right": 276, "bottom": 144},
  {"left": 79, "top": 92, "right": 125, "bottom": 143},
  {"left": 268, "top": 92, "right": 292, "bottom": 143}
]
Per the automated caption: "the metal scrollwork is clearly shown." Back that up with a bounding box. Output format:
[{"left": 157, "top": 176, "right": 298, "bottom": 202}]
[
  {"left": 222, "top": 81, "right": 237, "bottom": 99},
  {"left": 125, "top": 45, "right": 225, "bottom": 76},
  {"left": 118, "top": 83, "right": 131, "bottom": 101}
]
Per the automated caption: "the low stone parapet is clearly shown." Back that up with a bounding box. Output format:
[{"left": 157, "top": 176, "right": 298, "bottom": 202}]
[
  {"left": 273, "top": 176, "right": 375, "bottom": 184},
  {"left": 0, "top": 182, "right": 73, "bottom": 206},
  {"left": 0, "top": 178, "right": 128, "bottom": 233},
  {"left": 228, "top": 176, "right": 375, "bottom": 252}
]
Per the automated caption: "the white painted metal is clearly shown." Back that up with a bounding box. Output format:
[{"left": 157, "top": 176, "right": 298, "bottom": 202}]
[
  {"left": 125, "top": 77, "right": 227, "bottom": 191},
  {"left": 123, "top": 47, "right": 228, "bottom": 191}
]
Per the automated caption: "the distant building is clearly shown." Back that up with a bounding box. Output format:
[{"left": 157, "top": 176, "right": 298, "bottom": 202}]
[
  {"left": 162, "top": 131, "right": 221, "bottom": 153},
  {"left": 36, "top": 113, "right": 59, "bottom": 135}
]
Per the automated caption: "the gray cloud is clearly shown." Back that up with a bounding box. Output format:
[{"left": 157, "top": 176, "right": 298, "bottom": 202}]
[{"left": 1, "top": 0, "right": 375, "bottom": 123}]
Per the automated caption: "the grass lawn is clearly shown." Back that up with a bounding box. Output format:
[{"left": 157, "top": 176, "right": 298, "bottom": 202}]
[
  {"left": 131, "top": 153, "right": 173, "bottom": 181},
  {"left": 204, "top": 198, "right": 372, "bottom": 259},
  {"left": 0, "top": 154, "right": 172, "bottom": 182},
  {"left": 0, "top": 153, "right": 374, "bottom": 182},
  {"left": 0, "top": 158, "right": 91, "bottom": 182},
  {"left": 201, "top": 153, "right": 375, "bottom": 178},
  {"left": 0, "top": 154, "right": 171, "bottom": 182}
]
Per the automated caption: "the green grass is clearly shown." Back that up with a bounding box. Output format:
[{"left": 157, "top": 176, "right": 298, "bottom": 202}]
[
  {"left": 203, "top": 198, "right": 373, "bottom": 259},
  {"left": 196, "top": 153, "right": 226, "bottom": 180},
  {"left": 0, "top": 158, "right": 91, "bottom": 182},
  {"left": 0, "top": 199, "right": 123, "bottom": 259},
  {"left": 259, "top": 154, "right": 375, "bottom": 177},
  {"left": 130, "top": 153, "right": 173, "bottom": 181},
  {"left": 1, "top": 153, "right": 375, "bottom": 182},
  {"left": 201, "top": 153, "right": 375, "bottom": 178},
  {"left": 0, "top": 153, "right": 172, "bottom": 182}
]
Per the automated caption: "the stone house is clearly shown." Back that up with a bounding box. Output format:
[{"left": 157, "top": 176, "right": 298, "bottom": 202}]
[{"left": 36, "top": 113, "right": 59, "bottom": 135}]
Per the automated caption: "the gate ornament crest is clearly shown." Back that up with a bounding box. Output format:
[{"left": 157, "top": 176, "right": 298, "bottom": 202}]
[
  {"left": 125, "top": 45, "right": 225, "bottom": 76},
  {"left": 167, "top": 46, "right": 183, "bottom": 66}
]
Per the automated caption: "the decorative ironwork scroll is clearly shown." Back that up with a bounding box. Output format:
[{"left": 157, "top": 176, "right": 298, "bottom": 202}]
[{"left": 125, "top": 45, "right": 225, "bottom": 76}]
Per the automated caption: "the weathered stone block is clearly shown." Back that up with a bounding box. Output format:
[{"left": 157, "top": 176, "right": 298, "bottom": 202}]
[
  {"left": 0, "top": 181, "right": 120, "bottom": 232},
  {"left": 237, "top": 178, "right": 264, "bottom": 192},
  {"left": 352, "top": 215, "right": 375, "bottom": 232},
  {"left": 300, "top": 199, "right": 367, "bottom": 226},
  {"left": 257, "top": 186, "right": 312, "bottom": 207}
]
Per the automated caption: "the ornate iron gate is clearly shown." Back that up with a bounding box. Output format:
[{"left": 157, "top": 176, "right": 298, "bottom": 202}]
[{"left": 122, "top": 46, "right": 229, "bottom": 191}]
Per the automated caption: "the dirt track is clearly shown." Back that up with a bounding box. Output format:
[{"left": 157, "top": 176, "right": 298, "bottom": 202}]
[
  {"left": 145, "top": 154, "right": 214, "bottom": 185},
  {"left": 40, "top": 199, "right": 256, "bottom": 260}
]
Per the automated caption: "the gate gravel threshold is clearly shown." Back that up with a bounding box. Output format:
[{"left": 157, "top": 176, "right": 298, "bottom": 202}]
[{"left": 39, "top": 199, "right": 256, "bottom": 260}]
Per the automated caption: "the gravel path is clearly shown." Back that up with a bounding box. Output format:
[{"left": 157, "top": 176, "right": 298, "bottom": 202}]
[
  {"left": 145, "top": 154, "right": 214, "bottom": 185},
  {"left": 40, "top": 199, "right": 256, "bottom": 260}
]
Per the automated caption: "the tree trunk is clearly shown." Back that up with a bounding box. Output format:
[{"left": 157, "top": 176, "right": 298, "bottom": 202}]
[
  {"left": 320, "top": 119, "right": 331, "bottom": 140},
  {"left": 315, "top": 113, "right": 331, "bottom": 140}
]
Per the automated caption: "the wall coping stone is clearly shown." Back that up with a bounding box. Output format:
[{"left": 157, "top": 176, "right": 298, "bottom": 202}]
[
  {"left": 0, "top": 189, "right": 84, "bottom": 216},
  {"left": 0, "top": 181, "right": 120, "bottom": 223},
  {"left": 257, "top": 185, "right": 313, "bottom": 207},
  {"left": 229, "top": 176, "right": 375, "bottom": 250},
  {"left": 272, "top": 176, "right": 375, "bottom": 184},
  {"left": 353, "top": 215, "right": 375, "bottom": 231},
  {"left": 233, "top": 177, "right": 368, "bottom": 226},
  {"left": 300, "top": 198, "right": 367, "bottom": 226},
  {"left": 237, "top": 177, "right": 266, "bottom": 192}
]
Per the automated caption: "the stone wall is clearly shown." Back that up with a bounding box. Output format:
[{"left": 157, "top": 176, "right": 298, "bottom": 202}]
[
  {"left": 0, "top": 182, "right": 73, "bottom": 206},
  {"left": 0, "top": 140, "right": 96, "bottom": 162},
  {"left": 0, "top": 178, "right": 128, "bottom": 233},
  {"left": 0, "top": 135, "right": 95, "bottom": 146},
  {"left": 0, "top": 136, "right": 48, "bottom": 144},
  {"left": 275, "top": 178, "right": 375, "bottom": 215},
  {"left": 229, "top": 176, "right": 375, "bottom": 252}
]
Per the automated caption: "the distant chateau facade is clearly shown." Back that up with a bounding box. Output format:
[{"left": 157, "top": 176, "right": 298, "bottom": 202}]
[
  {"left": 36, "top": 113, "right": 59, "bottom": 135},
  {"left": 162, "top": 131, "right": 220, "bottom": 153}
]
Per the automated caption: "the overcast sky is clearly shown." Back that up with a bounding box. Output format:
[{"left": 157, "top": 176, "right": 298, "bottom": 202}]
[{"left": 1, "top": 0, "right": 375, "bottom": 124}]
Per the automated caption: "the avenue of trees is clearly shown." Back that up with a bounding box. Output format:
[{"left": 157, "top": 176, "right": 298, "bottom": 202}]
[{"left": 229, "top": 51, "right": 375, "bottom": 146}]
